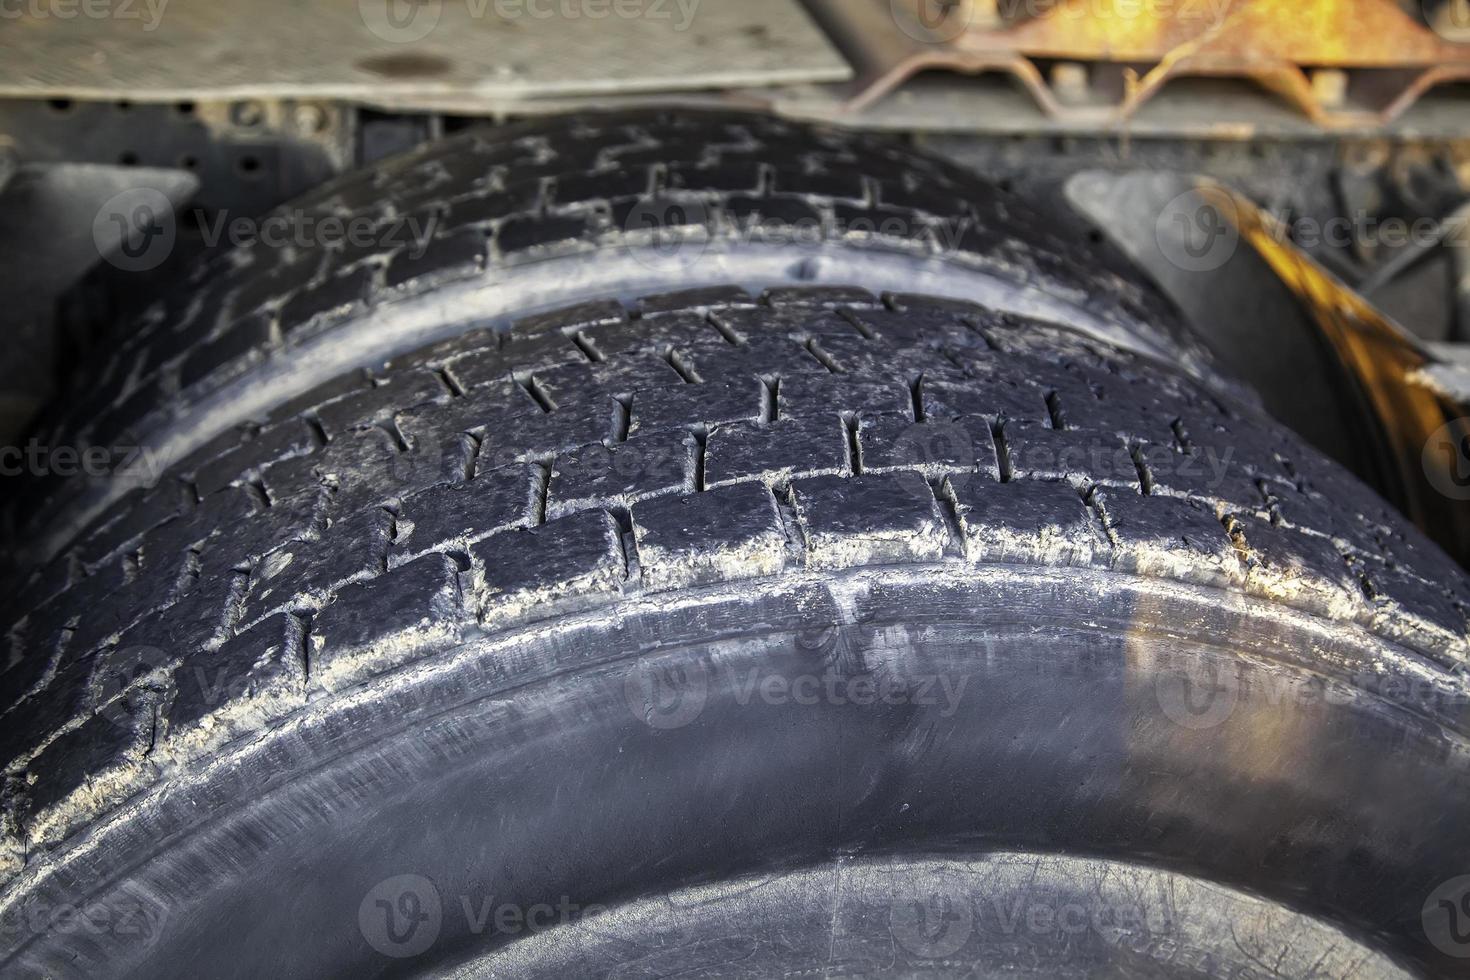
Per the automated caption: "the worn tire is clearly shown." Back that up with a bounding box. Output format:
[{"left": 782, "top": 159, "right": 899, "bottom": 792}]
[
  {"left": 8, "top": 108, "right": 1223, "bottom": 568},
  {"left": 1, "top": 117, "right": 1469, "bottom": 979}
]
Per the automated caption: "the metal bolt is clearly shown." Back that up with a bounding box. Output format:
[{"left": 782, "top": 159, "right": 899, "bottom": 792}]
[
  {"left": 294, "top": 103, "right": 330, "bottom": 135},
  {"left": 231, "top": 100, "right": 266, "bottom": 128},
  {"left": 1309, "top": 69, "right": 1348, "bottom": 109},
  {"left": 1049, "top": 62, "right": 1090, "bottom": 105}
]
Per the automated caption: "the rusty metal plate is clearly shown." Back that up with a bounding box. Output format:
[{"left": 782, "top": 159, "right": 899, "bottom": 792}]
[
  {"left": 0, "top": 0, "right": 850, "bottom": 104},
  {"left": 803, "top": 0, "right": 1470, "bottom": 128}
]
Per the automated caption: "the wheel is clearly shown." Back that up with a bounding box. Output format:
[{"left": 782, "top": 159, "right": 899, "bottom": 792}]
[
  {"left": 1, "top": 115, "right": 1467, "bottom": 979},
  {"left": 9, "top": 109, "right": 1223, "bottom": 568}
]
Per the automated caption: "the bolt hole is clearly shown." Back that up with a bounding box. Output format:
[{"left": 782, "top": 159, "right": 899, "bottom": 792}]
[
  {"left": 175, "top": 100, "right": 196, "bottom": 116},
  {"left": 1087, "top": 229, "right": 1104, "bottom": 244},
  {"left": 116, "top": 99, "right": 133, "bottom": 113},
  {"left": 179, "top": 154, "right": 199, "bottom": 170},
  {"left": 237, "top": 155, "right": 263, "bottom": 177},
  {"left": 47, "top": 98, "right": 74, "bottom": 114},
  {"left": 119, "top": 151, "right": 140, "bottom": 166}
]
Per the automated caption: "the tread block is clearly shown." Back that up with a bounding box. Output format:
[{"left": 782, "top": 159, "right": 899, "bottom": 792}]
[
  {"left": 2, "top": 614, "right": 67, "bottom": 709},
  {"left": 553, "top": 168, "right": 652, "bottom": 203},
  {"left": 278, "top": 265, "right": 376, "bottom": 339},
  {"left": 665, "top": 162, "right": 763, "bottom": 194},
  {"left": 1271, "top": 493, "right": 1386, "bottom": 559},
  {"left": 471, "top": 511, "right": 623, "bottom": 626},
  {"left": 636, "top": 285, "right": 753, "bottom": 315},
  {"left": 383, "top": 327, "right": 500, "bottom": 375},
  {"left": 777, "top": 376, "right": 910, "bottom": 419},
  {"left": 163, "top": 613, "right": 305, "bottom": 745},
  {"left": 262, "top": 427, "right": 402, "bottom": 513},
  {"left": 628, "top": 381, "right": 762, "bottom": 436},
  {"left": 223, "top": 249, "right": 326, "bottom": 323},
  {"left": 474, "top": 404, "right": 613, "bottom": 472},
  {"left": 21, "top": 706, "right": 156, "bottom": 846},
  {"left": 812, "top": 333, "right": 959, "bottom": 384},
  {"left": 62, "top": 568, "right": 166, "bottom": 664},
  {"left": 683, "top": 336, "right": 828, "bottom": 384},
  {"left": 1175, "top": 418, "right": 1298, "bottom": 490},
  {"left": 631, "top": 484, "right": 786, "bottom": 590},
  {"left": 384, "top": 230, "right": 486, "bottom": 291},
  {"left": 1229, "top": 515, "right": 1363, "bottom": 620},
  {"left": 790, "top": 471, "right": 946, "bottom": 570},
  {"left": 860, "top": 414, "right": 1001, "bottom": 481},
  {"left": 74, "top": 485, "right": 185, "bottom": 568},
  {"left": 715, "top": 306, "right": 865, "bottom": 341},
  {"left": 314, "top": 371, "right": 449, "bottom": 437},
  {"left": 1142, "top": 442, "right": 1274, "bottom": 515},
  {"left": 578, "top": 312, "right": 707, "bottom": 358},
  {"left": 87, "top": 376, "right": 166, "bottom": 450},
  {"left": 110, "top": 586, "right": 236, "bottom": 665},
  {"left": 924, "top": 378, "right": 1050, "bottom": 427},
  {"left": 534, "top": 357, "right": 685, "bottom": 405},
  {"left": 194, "top": 486, "right": 324, "bottom": 585},
  {"left": 946, "top": 475, "right": 1104, "bottom": 567},
  {"left": 264, "top": 369, "right": 374, "bottom": 425},
  {"left": 720, "top": 193, "right": 822, "bottom": 230},
  {"left": 496, "top": 212, "right": 597, "bottom": 256},
  {"left": 1092, "top": 488, "right": 1245, "bottom": 588},
  {"left": 1359, "top": 562, "right": 1470, "bottom": 669},
  {"left": 705, "top": 417, "right": 848, "bottom": 489},
  {"left": 143, "top": 486, "right": 257, "bottom": 575},
  {"left": 309, "top": 552, "right": 464, "bottom": 693},
  {"left": 241, "top": 508, "right": 393, "bottom": 627},
  {"left": 179, "top": 314, "right": 275, "bottom": 391},
  {"left": 510, "top": 298, "right": 628, "bottom": 339},
  {"left": 190, "top": 420, "right": 317, "bottom": 499},
  {"left": 392, "top": 464, "right": 542, "bottom": 566},
  {"left": 1004, "top": 424, "right": 1142, "bottom": 491},
  {"left": 547, "top": 431, "right": 693, "bottom": 519},
  {"left": 440, "top": 185, "right": 545, "bottom": 234}
]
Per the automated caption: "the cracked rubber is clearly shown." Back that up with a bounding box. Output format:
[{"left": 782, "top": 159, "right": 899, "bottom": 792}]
[
  {"left": 0, "top": 117, "right": 1468, "bottom": 978},
  {"left": 7, "top": 108, "right": 1227, "bottom": 570},
  {"left": 1, "top": 288, "right": 1467, "bottom": 977}
]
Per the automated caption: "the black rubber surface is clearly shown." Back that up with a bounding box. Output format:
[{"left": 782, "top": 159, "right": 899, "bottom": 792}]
[
  {"left": 0, "top": 288, "right": 1467, "bottom": 976},
  {"left": 1, "top": 112, "right": 1468, "bottom": 978},
  {"left": 5, "top": 109, "right": 1224, "bottom": 568}
]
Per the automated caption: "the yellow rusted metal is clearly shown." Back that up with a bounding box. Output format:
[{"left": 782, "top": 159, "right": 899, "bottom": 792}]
[
  {"left": 1195, "top": 181, "right": 1470, "bottom": 557},
  {"left": 857, "top": 0, "right": 1470, "bottom": 126}
]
